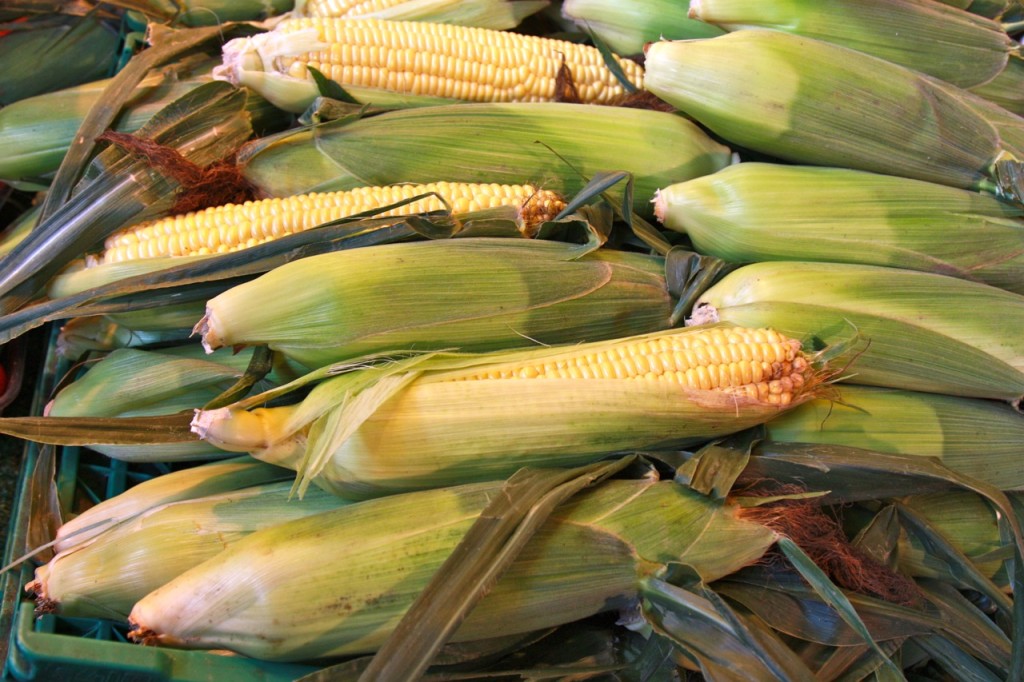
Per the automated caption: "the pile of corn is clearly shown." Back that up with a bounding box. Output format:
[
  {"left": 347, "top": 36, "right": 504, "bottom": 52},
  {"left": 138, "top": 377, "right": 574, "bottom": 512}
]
[{"left": 1, "top": 0, "right": 1023, "bottom": 679}]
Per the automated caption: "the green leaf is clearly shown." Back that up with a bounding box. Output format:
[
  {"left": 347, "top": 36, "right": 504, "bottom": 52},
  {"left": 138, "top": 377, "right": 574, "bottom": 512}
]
[
  {"left": 640, "top": 576, "right": 816, "bottom": 681},
  {"left": 776, "top": 537, "right": 904, "bottom": 677},
  {"left": 675, "top": 440, "right": 751, "bottom": 499},
  {"left": 306, "top": 65, "right": 360, "bottom": 104}
]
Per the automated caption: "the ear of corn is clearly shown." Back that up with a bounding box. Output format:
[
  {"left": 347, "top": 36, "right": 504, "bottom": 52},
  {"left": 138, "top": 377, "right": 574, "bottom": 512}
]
[
  {"left": 654, "top": 162, "right": 1024, "bottom": 294},
  {"left": 193, "top": 324, "right": 823, "bottom": 497},
  {"left": 198, "top": 238, "right": 675, "bottom": 368},
  {"left": 239, "top": 102, "right": 733, "bottom": 218},
  {"left": 214, "top": 18, "right": 644, "bottom": 113},
  {"left": 763, "top": 385, "right": 1024, "bottom": 489},
  {"left": 52, "top": 456, "right": 291, "bottom": 555},
  {"left": 45, "top": 345, "right": 299, "bottom": 461},
  {"left": 95, "top": 182, "right": 566, "bottom": 264},
  {"left": 127, "top": 478, "right": 777, "bottom": 660},
  {"left": 689, "top": 260, "right": 1024, "bottom": 403},
  {"left": 30, "top": 481, "right": 346, "bottom": 619},
  {"left": 560, "top": 0, "right": 724, "bottom": 56},
  {"left": 688, "top": 0, "right": 1018, "bottom": 99},
  {"left": 0, "top": 60, "right": 289, "bottom": 185},
  {"left": 293, "top": 0, "right": 549, "bottom": 30},
  {"left": 642, "top": 30, "right": 1018, "bottom": 197}
]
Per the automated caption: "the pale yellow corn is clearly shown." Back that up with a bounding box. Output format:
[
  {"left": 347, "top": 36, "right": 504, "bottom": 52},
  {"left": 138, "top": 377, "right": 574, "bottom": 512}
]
[
  {"left": 98, "top": 182, "right": 565, "bottom": 264},
  {"left": 447, "top": 327, "right": 809, "bottom": 406},
  {"left": 278, "top": 18, "right": 643, "bottom": 105}
]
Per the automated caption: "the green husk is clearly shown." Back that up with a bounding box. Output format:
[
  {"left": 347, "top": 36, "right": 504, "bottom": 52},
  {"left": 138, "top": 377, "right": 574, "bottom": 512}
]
[
  {"left": 763, "top": 385, "right": 1024, "bottom": 489},
  {"left": 292, "top": 0, "right": 549, "bottom": 29},
  {"left": 31, "top": 481, "right": 346, "bottom": 619},
  {"left": 654, "top": 163, "right": 1024, "bottom": 294},
  {"left": 199, "top": 238, "right": 676, "bottom": 369},
  {"left": 0, "top": 14, "right": 119, "bottom": 106},
  {"left": 238, "top": 102, "right": 733, "bottom": 218},
  {"left": 192, "top": 325, "right": 824, "bottom": 498},
  {"left": 689, "top": 0, "right": 1017, "bottom": 94},
  {"left": 688, "top": 260, "right": 1024, "bottom": 402},
  {"left": 560, "top": 0, "right": 723, "bottom": 56},
  {"left": 0, "top": 58, "right": 290, "bottom": 185},
  {"left": 127, "top": 478, "right": 777, "bottom": 660},
  {"left": 51, "top": 455, "right": 291, "bottom": 554},
  {"left": 642, "top": 30, "right": 1024, "bottom": 201}
]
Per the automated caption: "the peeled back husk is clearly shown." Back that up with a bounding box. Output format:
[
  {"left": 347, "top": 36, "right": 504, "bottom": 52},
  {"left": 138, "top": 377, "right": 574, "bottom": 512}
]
[
  {"left": 688, "top": 260, "right": 1024, "bottom": 403},
  {"left": 192, "top": 325, "right": 825, "bottom": 498},
  {"left": 654, "top": 162, "right": 1024, "bottom": 294},
  {"left": 127, "top": 478, "right": 777, "bottom": 660},
  {"left": 199, "top": 238, "right": 676, "bottom": 369}
]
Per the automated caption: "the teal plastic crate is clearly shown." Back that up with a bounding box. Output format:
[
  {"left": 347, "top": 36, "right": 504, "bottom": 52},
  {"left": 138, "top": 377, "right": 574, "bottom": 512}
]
[{"left": 0, "top": 329, "right": 319, "bottom": 681}]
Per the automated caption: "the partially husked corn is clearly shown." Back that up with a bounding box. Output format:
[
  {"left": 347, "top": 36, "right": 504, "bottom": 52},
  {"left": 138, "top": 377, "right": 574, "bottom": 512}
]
[
  {"left": 191, "top": 325, "right": 823, "bottom": 497},
  {"left": 98, "top": 182, "right": 566, "bottom": 263},
  {"left": 215, "top": 18, "right": 643, "bottom": 112}
]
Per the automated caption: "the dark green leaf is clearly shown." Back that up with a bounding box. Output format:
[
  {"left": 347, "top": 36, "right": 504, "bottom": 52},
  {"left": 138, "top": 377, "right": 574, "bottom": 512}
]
[
  {"left": 912, "top": 634, "right": 1005, "bottom": 682},
  {"left": 776, "top": 537, "right": 903, "bottom": 677},
  {"left": 897, "top": 504, "right": 1013, "bottom": 619},
  {"left": 641, "top": 577, "right": 816, "bottom": 682},
  {"left": 307, "top": 65, "right": 360, "bottom": 104}
]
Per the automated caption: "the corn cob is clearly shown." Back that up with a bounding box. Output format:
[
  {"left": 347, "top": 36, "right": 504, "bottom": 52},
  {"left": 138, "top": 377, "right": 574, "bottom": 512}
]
[
  {"left": 214, "top": 18, "right": 644, "bottom": 113},
  {"left": 193, "top": 325, "right": 823, "bottom": 497},
  {"left": 45, "top": 345, "right": 300, "bottom": 461},
  {"left": 0, "top": 60, "right": 289, "bottom": 185},
  {"left": 642, "top": 30, "right": 1024, "bottom": 199},
  {"left": 52, "top": 456, "right": 291, "bottom": 554},
  {"left": 198, "top": 238, "right": 675, "bottom": 368},
  {"left": 688, "top": 0, "right": 1024, "bottom": 113},
  {"left": 239, "top": 102, "right": 733, "bottom": 218},
  {"left": 654, "top": 163, "right": 1024, "bottom": 294},
  {"left": 560, "top": 0, "right": 724, "bottom": 56},
  {"left": 764, "top": 385, "right": 1024, "bottom": 489},
  {"left": 293, "top": 0, "right": 549, "bottom": 30},
  {"left": 689, "top": 261, "right": 1024, "bottom": 403},
  {"left": 30, "top": 481, "right": 346, "bottom": 619},
  {"left": 96, "top": 182, "right": 566, "bottom": 264},
  {"left": 127, "top": 477, "right": 778, "bottom": 660}
]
